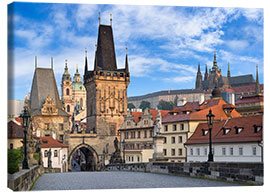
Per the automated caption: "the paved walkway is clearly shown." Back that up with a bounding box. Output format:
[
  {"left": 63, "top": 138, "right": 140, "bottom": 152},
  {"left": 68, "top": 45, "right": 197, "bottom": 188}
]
[{"left": 32, "top": 171, "right": 240, "bottom": 190}]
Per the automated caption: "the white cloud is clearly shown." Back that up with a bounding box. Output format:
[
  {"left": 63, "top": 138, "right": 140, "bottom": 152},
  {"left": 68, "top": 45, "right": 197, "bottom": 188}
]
[
  {"left": 76, "top": 4, "right": 98, "bottom": 29},
  {"left": 241, "top": 8, "right": 263, "bottom": 23},
  {"left": 226, "top": 40, "right": 249, "bottom": 51},
  {"left": 163, "top": 76, "right": 194, "bottom": 83}
]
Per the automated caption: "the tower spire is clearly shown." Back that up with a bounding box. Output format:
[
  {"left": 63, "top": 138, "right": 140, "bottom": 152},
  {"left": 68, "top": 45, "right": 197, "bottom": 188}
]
[
  {"left": 255, "top": 64, "right": 260, "bottom": 94},
  {"left": 212, "top": 49, "right": 218, "bottom": 71},
  {"left": 227, "top": 62, "right": 231, "bottom": 77},
  {"left": 204, "top": 64, "right": 208, "bottom": 81},
  {"left": 84, "top": 48, "right": 88, "bottom": 74},
  {"left": 110, "top": 14, "right": 112, "bottom": 26},
  {"left": 195, "top": 62, "right": 202, "bottom": 90},
  {"left": 35, "top": 56, "right": 37, "bottom": 68},
  {"left": 51, "top": 57, "right": 53, "bottom": 69},
  {"left": 198, "top": 62, "right": 201, "bottom": 73},
  {"left": 125, "top": 46, "right": 129, "bottom": 73}
]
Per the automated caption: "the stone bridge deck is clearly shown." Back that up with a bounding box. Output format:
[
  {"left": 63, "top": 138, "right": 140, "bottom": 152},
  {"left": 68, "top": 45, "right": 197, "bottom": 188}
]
[{"left": 32, "top": 171, "right": 240, "bottom": 190}]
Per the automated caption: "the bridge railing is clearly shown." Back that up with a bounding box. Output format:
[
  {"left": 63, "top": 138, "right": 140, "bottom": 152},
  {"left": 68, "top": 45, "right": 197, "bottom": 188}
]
[{"left": 105, "top": 162, "right": 263, "bottom": 185}]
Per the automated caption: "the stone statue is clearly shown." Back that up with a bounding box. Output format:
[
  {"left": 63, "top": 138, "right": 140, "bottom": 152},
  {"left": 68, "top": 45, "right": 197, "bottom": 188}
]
[
  {"left": 114, "top": 137, "right": 119, "bottom": 152},
  {"left": 154, "top": 110, "right": 162, "bottom": 136},
  {"left": 47, "top": 148, "right": 52, "bottom": 168}
]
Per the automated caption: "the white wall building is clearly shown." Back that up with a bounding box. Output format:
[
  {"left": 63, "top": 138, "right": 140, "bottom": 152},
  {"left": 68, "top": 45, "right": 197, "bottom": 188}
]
[{"left": 185, "top": 115, "right": 263, "bottom": 163}]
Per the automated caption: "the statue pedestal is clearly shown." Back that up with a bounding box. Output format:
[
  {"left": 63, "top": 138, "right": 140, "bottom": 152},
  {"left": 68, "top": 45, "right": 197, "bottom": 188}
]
[{"left": 151, "top": 135, "right": 168, "bottom": 162}]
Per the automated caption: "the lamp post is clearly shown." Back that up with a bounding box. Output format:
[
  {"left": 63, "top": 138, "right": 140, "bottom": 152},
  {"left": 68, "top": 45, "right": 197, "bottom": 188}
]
[
  {"left": 206, "top": 109, "right": 215, "bottom": 162},
  {"left": 37, "top": 140, "right": 41, "bottom": 165},
  {"left": 20, "top": 106, "right": 30, "bottom": 169},
  {"left": 122, "top": 139, "right": 126, "bottom": 163}
]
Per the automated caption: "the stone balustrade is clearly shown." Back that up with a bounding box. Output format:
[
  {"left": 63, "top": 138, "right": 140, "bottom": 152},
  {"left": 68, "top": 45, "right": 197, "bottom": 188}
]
[{"left": 106, "top": 162, "right": 263, "bottom": 185}]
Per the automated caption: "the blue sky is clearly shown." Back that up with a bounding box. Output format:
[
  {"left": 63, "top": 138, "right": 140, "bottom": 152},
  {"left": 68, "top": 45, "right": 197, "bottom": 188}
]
[{"left": 8, "top": 2, "right": 264, "bottom": 100}]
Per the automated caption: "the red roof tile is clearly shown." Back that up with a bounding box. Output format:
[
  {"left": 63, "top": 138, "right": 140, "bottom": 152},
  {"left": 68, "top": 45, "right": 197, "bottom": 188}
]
[
  {"left": 131, "top": 109, "right": 170, "bottom": 123},
  {"left": 235, "top": 95, "right": 263, "bottom": 104},
  {"left": 232, "top": 84, "right": 263, "bottom": 94},
  {"left": 8, "top": 120, "right": 24, "bottom": 139},
  {"left": 40, "top": 136, "right": 68, "bottom": 148},
  {"left": 185, "top": 115, "right": 262, "bottom": 145}
]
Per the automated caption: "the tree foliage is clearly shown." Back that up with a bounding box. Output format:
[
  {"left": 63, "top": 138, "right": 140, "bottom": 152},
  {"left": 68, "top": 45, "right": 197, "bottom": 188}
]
[
  {"left": 173, "top": 95, "right": 179, "bottom": 107},
  {"left": 157, "top": 100, "right": 174, "bottom": 110},
  {"left": 139, "top": 101, "right": 151, "bottom": 111},
  {"left": 8, "top": 148, "right": 23, "bottom": 174},
  {"left": 127, "top": 103, "right": 136, "bottom": 110}
]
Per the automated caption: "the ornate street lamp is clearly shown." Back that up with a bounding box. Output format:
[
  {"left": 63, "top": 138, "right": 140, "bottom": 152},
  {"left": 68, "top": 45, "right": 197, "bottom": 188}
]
[
  {"left": 37, "top": 140, "right": 41, "bottom": 165},
  {"left": 206, "top": 109, "right": 215, "bottom": 162},
  {"left": 122, "top": 139, "right": 126, "bottom": 163},
  {"left": 20, "top": 106, "right": 30, "bottom": 169}
]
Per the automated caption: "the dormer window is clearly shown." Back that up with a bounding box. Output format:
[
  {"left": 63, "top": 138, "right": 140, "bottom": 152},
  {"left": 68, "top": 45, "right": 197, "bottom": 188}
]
[
  {"left": 202, "top": 129, "right": 208, "bottom": 136},
  {"left": 223, "top": 128, "right": 231, "bottom": 135},
  {"left": 235, "top": 127, "right": 243, "bottom": 134},
  {"left": 254, "top": 125, "right": 262, "bottom": 133},
  {"left": 127, "top": 121, "right": 131, "bottom": 126}
]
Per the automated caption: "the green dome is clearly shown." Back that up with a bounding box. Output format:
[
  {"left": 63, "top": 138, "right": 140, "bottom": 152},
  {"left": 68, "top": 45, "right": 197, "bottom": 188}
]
[{"left": 72, "top": 82, "right": 86, "bottom": 91}]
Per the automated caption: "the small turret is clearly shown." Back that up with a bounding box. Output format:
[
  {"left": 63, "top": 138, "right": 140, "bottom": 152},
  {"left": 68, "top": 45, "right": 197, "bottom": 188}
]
[
  {"left": 195, "top": 63, "right": 202, "bottom": 90},
  {"left": 227, "top": 62, "right": 231, "bottom": 77},
  {"left": 204, "top": 64, "right": 208, "bottom": 80},
  {"left": 84, "top": 48, "right": 88, "bottom": 74},
  {"left": 125, "top": 47, "right": 129, "bottom": 73},
  {"left": 211, "top": 50, "right": 218, "bottom": 72},
  {"left": 255, "top": 64, "right": 260, "bottom": 94}
]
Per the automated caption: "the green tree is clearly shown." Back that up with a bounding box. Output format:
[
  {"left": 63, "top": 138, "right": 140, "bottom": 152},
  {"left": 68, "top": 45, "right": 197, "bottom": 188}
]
[
  {"left": 139, "top": 101, "right": 151, "bottom": 111},
  {"left": 157, "top": 100, "right": 174, "bottom": 110},
  {"left": 8, "top": 148, "right": 23, "bottom": 174},
  {"left": 127, "top": 103, "right": 136, "bottom": 110},
  {"left": 173, "top": 95, "right": 179, "bottom": 107}
]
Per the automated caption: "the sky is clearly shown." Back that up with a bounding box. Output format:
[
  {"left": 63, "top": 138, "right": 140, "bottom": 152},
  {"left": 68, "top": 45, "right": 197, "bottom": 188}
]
[{"left": 8, "top": 2, "right": 264, "bottom": 100}]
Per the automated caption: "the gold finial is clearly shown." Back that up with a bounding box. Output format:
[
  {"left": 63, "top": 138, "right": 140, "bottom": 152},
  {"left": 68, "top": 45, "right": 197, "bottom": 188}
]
[
  {"left": 98, "top": 12, "right": 101, "bottom": 25},
  {"left": 110, "top": 14, "right": 112, "bottom": 26}
]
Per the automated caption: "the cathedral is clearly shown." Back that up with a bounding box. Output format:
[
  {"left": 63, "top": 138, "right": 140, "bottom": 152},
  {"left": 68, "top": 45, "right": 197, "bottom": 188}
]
[{"left": 195, "top": 51, "right": 260, "bottom": 94}]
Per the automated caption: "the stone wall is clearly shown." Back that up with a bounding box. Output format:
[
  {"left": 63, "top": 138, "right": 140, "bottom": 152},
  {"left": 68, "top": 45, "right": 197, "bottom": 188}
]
[
  {"left": 106, "top": 162, "right": 263, "bottom": 185},
  {"left": 8, "top": 165, "right": 42, "bottom": 191}
]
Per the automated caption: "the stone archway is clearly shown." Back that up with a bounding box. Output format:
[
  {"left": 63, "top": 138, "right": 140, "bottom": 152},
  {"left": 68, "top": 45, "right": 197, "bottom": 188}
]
[{"left": 68, "top": 143, "right": 99, "bottom": 171}]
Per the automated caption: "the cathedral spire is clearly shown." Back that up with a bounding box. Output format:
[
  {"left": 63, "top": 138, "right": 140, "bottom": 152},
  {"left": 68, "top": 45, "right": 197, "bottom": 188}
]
[
  {"left": 204, "top": 64, "right": 208, "bottom": 80},
  {"left": 227, "top": 62, "right": 231, "bottom": 77},
  {"left": 255, "top": 64, "right": 260, "bottom": 94},
  {"left": 198, "top": 62, "right": 201, "bottom": 73},
  {"left": 195, "top": 62, "right": 202, "bottom": 90},
  {"left": 51, "top": 57, "right": 53, "bottom": 69},
  {"left": 212, "top": 50, "right": 218, "bottom": 71},
  {"left": 125, "top": 47, "right": 129, "bottom": 73},
  {"left": 84, "top": 48, "right": 88, "bottom": 74},
  {"left": 35, "top": 56, "right": 37, "bottom": 68}
]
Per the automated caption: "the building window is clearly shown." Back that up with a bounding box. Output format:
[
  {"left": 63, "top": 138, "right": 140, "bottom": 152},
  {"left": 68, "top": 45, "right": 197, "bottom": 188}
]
[
  {"left": 164, "top": 125, "right": 168, "bottom": 132},
  {"left": 137, "top": 156, "right": 140, "bottom": 162},
  {"left": 178, "top": 148, "right": 182, "bottom": 156},
  {"left": 131, "top": 156, "right": 134, "bottom": 162},
  {"left": 67, "top": 105, "right": 70, "bottom": 112},
  {"left": 190, "top": 148, "right": 193, "bottom": 156},
  {"left": 66, "top": 88, "right": 70, "bottom": 95},
  {"left": 54, "top": 150, "right": 58, "bottom": 157},
  {"left": 136, "top": 144, "right": 140, "bottom": 149},
  {"left": 222, "top": 147, "right": 226, "bottom": 156},
  {"left": 180, "top": 124, "right": 184, "bottom": 130},
  {"left": 10, "top": 143, "right": 13, "bottom": 149},
  {"left": 124, "top": 132, "right": 129, "bottom": 139},
  {"left": 127, "top": 121, "right": 131, "bottom": 126},
  {"left": 197, "top": 148, "right": 200, "bottom": 156},
  {"left": 230, "top": 147, "right": 234, "bottom": 156},
  {"left": 137, "top": 131, "right": 141, "bottom": 138},
  {"left": 131, "top": 131, "right": 135, "bottom": 139},
  {"left": 239, "top": 147, "right": 243, "bottom": 156},
  {"left": 171, "top": 137, "right": 175, "bottom": 144},
  {"left": 204, "top": 148, "right": 207, "bottom": 156},
  {"left": 59, "top": 123, "right": 64, "bottom": 131},
  {"left": 163, "top": 149, "right": 167, "bottom": 156},
  {"left": 44, "top": 150, "right": 48, "bottom": 157},
  {"left": 178, "top": 136, "right": 182, "bottom": 143},
  {"left": 173, "top": 124, "right": 177, "bottom": 131},
  {"left": 59, "top": 135, "right": 64, "bottom": 143},
  {"left": 80, "top": 98, "right": 83, "bottom": 107},
  {"left": 110, "top": 124, "right": 116, "bottom": 135},
  {"left": 149, "top": 130, "right": 153, "bottom": 137},
  {"left": 144, "top": 130, "right": 147, "bottom": 138},
  {"left": 171, "top": 149, "right": 175, "bottom": 156},
  {"left": 164, "top": 137, "right": 167, "bottom": 144},
  {"left": 144, "top": 120, "right": 148, "bottom": 125},
  {"left": 252, "top": 147, "right": 257, "bottom": 156}
]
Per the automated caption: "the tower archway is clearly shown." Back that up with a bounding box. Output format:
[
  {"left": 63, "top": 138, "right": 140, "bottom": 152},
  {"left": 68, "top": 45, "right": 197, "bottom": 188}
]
[{"left": 68, "top": 143, "right": 99, "bottom": 171}]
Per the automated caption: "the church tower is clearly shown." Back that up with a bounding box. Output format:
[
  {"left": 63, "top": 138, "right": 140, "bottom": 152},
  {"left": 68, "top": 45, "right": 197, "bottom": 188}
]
[
  {"left": 61, "top": 59, "right": 73, "bottom": 115},
  {"left": 84, "top": 21, "right": 130, "bottom": 137},
  {"left": 195, "top": 63, "right": 202, "bottom": 90}
]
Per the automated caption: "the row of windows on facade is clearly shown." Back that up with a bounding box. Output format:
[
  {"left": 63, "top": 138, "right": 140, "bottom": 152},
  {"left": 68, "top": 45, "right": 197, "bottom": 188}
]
[
  {"left": 164, "top": 136, "right": 183, "bottom": 144},
  {"left": 44, "top": 150, "right": 59, "bottom": 157},
  {"left": 124, "top": 143, "right": 153, "bottom": 150},
  {"left": 126, "top": 155, "right": 140, "bottom": 162},
  {"left": 163, "top": 148, "right": 183, "bottom": 156},
  {"left": 126, "top": 120, "right": 150, "bottom": 127},
  {"left": 45, "top": 123, "right": 64, "bottom": 131},
  {"left": 164, "top": 124, "right": 185, "bottom": 132},
  {"left": 124, "top": 129, "right": 153, "bottom": 139},
  {"left": 189, "top": 146, "right": 258, "bottom": 156}
]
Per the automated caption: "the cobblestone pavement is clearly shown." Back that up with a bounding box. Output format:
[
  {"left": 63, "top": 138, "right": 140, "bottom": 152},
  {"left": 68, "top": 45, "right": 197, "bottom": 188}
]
[{"left": 32, "top": 171, "right": 240, "bottom": 190}]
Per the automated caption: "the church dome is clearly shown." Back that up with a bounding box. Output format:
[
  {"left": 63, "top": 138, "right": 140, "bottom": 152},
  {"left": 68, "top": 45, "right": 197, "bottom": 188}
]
[{"left": 211, "top": 86, "right": 221, "bottom": 98}]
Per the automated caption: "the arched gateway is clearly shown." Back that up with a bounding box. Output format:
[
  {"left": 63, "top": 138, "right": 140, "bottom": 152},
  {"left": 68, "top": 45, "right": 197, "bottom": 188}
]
[{"left": 68, "top": 143, "right": 99, "bottom": 171}]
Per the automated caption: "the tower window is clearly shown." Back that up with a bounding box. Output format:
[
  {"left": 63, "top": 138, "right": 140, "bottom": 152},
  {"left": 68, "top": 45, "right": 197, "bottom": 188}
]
[
  {"left": 80, "top": 98, "right": 83, "bottom": 107},
  {"left": 66, "top": 88, "right": 70, "bottom": 95},
  {"left": 67, "top": 105, "right": 70, "bottom": 112}
]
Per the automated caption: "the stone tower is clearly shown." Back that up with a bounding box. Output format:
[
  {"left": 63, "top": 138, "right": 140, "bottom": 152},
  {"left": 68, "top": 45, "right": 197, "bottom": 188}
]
[
  {"left": 61, "top": 59, "right": 73, "bottom": 115},
  {"left": 84, "top": 23, "right": 130, "bottom": 137}
]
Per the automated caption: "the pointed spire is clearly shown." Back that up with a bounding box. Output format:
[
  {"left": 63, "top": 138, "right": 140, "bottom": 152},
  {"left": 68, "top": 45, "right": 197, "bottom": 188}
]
[
  {"left": 51, "top": 57, "right": 53, "bottom": 69},
  {"left": 227, "top": 62, "right": 231, "bottom": 77},
  {"left": 212, "top": 49, "right": 218, "bottom": 71},
  {"left": 204, "top": 64, "right": 208, "bottom": 80},
  {"left": 94, "top": 50, "right": 98, "bottom": 71},
  {"left": 255, "top": 64, "right": 260, "bottom": 94},
  {"left": 110, "top": 14, "right": 112, "bottom": 26},
  {"left": 35, "top": 56, "right": 37, "bottom": 68},
  {"left": 197, "top": 62, "right": 201, "bottom": 73},
  {"left": 76, "top": 64, "right": 79, "bottom": 73},
  {"left": 84, "top": 48, "right": 88, "bottom": 74},
  {"left": 98, "top": 12, "right": 101, "bottom": 25},
  {"left": 125, "top": 47, "right": 129, "bottom": 72}
]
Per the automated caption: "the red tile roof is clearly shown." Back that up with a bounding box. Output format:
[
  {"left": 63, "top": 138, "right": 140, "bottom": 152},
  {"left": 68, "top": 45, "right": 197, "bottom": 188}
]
[
  {"left": 8, "top": 120, "right": 24, "bottom": 139},
  {"left": 163, "top": 98, "right": 241, "bottom": 123},
  {"left": 235, "top": 95, "right": 263, "bottom": 104},
  {"left": 131, "top": 109, "right": 170, "bottom": 123},
  {"left": 231, "top": 84, "right": 263, "bottom": 94},
  {"left": 185, "top": 115, "right": 262, "bottom": 145},
  {"left": 40, "top": 136, "right": 68, "bottom": 148}
]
